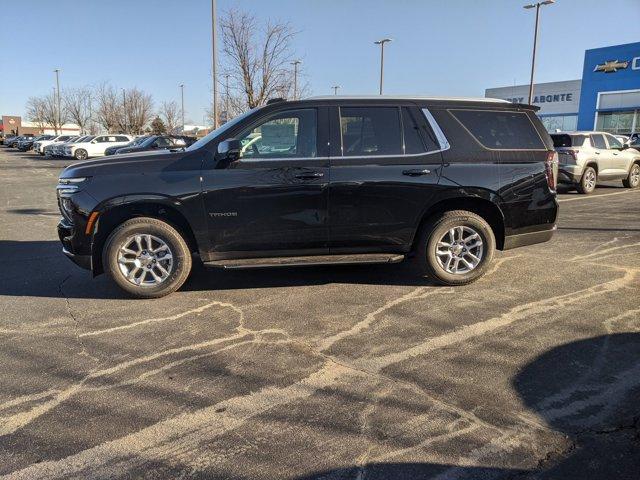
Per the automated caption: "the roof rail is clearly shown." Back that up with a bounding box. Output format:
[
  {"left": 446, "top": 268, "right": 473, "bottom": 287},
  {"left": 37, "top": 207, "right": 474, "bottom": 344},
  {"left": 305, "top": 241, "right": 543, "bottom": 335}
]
[{"left": 266, "top": 97, "right": 286, "bottom": 105}]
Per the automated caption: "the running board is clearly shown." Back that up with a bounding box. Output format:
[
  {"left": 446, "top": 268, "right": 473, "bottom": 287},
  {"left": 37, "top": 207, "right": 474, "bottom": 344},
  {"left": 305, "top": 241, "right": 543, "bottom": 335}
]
[{"left": 204, "top": 253, "right": 405, "bottom": 270}]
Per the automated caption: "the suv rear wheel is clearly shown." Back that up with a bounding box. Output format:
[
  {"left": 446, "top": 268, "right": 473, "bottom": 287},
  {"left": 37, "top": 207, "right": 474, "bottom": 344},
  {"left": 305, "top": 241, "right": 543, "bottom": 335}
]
[
  {"left": 622, "top": 163, "right": 640, "bottom": 189},
  {"left": 103, "top": 217, "right": 192, "bottom": 298},
  {"left": 577, "top": 166, "right": 597, "bottom": 194},
  {"left": 414, "top": 210, "right": 495, "bottom": 286}
]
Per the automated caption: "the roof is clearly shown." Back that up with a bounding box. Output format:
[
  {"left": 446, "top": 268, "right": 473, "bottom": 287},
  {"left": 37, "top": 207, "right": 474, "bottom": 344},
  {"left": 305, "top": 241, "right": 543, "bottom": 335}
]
[{"left": 308, "top": 95, "right": 510, "bottom": 103}]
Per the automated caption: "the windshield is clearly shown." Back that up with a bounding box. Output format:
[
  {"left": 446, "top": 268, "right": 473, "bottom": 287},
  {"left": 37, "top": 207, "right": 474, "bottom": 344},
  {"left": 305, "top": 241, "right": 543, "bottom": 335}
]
[
  {"left": 131, "top": 136, "right": 148, "bottom": 146},
  {"left": 139, "top": 136, "right": 159, "bottom": 147},
  {"left": 185, "top": 108, "right": 259, "bottom": 152}
]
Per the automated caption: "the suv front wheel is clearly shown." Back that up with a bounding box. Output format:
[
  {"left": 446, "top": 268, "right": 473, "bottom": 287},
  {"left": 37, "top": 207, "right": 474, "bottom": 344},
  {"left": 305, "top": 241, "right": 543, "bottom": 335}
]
[
  {"left": 103, "top": 217, "right": 192, "bottom": 298},
  {"left": 414, "top": 210, "right": 495, "bottom": 286},
  {"left": 623, "top": 163, "right": 640, "bottom": 189}
]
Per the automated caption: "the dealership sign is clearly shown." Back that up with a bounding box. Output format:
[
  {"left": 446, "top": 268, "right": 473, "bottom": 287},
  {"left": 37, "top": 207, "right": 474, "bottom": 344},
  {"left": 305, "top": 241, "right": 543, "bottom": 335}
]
[
  {"left": 505, "top": 93, "right": 574, "bottom": 104},
  {"left": 593, "top": 56, "right": 640, "bottom": 73}
]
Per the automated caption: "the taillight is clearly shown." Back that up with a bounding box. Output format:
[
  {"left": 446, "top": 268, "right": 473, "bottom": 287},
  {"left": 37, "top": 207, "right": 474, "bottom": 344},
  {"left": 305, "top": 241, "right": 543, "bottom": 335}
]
[{"left": 545, "top": 151, "right": 558, "bottom": 191}]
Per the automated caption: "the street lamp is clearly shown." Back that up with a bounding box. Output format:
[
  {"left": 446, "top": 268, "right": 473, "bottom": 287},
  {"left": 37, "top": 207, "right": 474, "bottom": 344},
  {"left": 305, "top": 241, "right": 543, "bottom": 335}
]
[
  {"left": 291, "top": 60, "right": 302, "bottom": 100},
  {"left": 523, "top": 0, "right": 554, "bottom": 104},
  {"left": 211, "top": 0, "right": 219, "bottom": 129},
  {"left": 332, "top": 85, "right": 340, "bottom": 95},
  {"left": 53, "top": 69, "right": 61, "bottom": 134},
  {"left": 179, "top": 84, "right": 185, "bottom": 132},
  {"left": 121, "top": 88, "right": 127, "bottom": 134},
  {"left": 374, "top": 38, "right": 392, "bottom": 95}
]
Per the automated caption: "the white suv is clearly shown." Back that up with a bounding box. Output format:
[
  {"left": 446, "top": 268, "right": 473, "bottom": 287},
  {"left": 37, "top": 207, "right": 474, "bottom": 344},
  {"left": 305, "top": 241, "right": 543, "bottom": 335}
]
[
  {"left": 551, "top": 131, "right": 640, "bottom": 194},
  {"left": 65, "top": 134, "right": 133, "bottom": 160},
  {"left": 34, "top": 135, "right": 77, "bottom": 156}
]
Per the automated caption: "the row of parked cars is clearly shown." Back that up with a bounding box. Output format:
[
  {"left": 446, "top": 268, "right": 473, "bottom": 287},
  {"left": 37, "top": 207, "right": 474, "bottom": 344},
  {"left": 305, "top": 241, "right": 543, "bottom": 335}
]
[{"left": 2, "top": 133, "right": 197, "bottom": 159}]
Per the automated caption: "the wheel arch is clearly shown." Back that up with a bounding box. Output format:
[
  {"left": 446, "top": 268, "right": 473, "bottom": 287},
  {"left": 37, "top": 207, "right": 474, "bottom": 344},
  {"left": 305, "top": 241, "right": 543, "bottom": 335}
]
[
  {"left": 91, "top": 198, "right": 198, "bottom": 275},
  {"left": 412, "top": 194, "right": 506, "bottom": 251}
]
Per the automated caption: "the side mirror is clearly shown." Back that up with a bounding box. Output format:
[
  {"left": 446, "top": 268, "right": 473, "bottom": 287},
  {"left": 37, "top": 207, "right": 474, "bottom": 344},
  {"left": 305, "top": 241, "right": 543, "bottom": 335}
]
[
  {"left": 91, "top": 140, "right": 97, "bottom": 144},
  {"left": 217, "top": 138, "right": 241, "bottom": 161}
]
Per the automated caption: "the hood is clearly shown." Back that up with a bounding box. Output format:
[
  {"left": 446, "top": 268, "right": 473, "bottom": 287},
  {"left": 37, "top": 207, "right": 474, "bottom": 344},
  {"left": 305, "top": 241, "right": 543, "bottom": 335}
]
[{"left": 60, "top": 149, "right": 186, "bottom": 179}]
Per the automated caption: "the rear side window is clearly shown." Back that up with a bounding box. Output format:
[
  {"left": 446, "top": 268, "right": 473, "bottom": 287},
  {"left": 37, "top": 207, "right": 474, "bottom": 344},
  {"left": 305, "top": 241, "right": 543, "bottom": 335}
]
[
  {"left": 591, "top": 134, "right": 606, "bottom": 149},
  {"left": 340, "top": 107, "right": 402, "bottom": 156},
  {"left": 450, "top": 109, "right": 545, "bottom": 150},
  {"left": 551, "top": 134, "right": 586, "bottom": 148}
]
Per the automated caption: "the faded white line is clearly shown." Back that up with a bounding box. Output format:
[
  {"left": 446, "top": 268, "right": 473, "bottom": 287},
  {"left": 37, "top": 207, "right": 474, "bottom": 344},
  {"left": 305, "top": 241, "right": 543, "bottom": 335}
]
[{"left": 558, "top": 189, "right": 639, "bottom": 203}]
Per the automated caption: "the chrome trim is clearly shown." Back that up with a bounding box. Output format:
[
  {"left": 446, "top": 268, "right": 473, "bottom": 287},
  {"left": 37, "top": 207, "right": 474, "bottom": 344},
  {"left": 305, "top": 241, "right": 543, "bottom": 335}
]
[{"left": 421, "top": 108, "right": 451, "bottom": 152}]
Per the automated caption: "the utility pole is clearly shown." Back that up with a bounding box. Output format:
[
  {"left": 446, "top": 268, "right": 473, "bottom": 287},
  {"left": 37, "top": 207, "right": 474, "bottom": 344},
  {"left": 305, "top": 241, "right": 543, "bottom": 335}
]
[
  {"left": 332, "top": 85, "right": 340, "bottom": 95},
  {"left": 291, "top": 60, "right": 301, "bottom": 100},
  {"left": 211, "top": 0, "right": 218, "bottom": 129},
  {"left": 54, "top": 69, "right": 61, "bottom": 134},
  {"left": 524, "top": 1, "right": 554, "bottom": 104},
  {"left": 121, "top": 88, "right": 127, "bottom": 134},
  {"left": 225, "top": 73, "right": 230, "bottom": 123},
  {"left": 179, "top": 84, "right": 185, "bottom": 132},
  {"left": 374, "top": 38, "right": 392, "bottom": 95},
  {"left": 87, "top": 92, "right": 92, "bottom": 135}
]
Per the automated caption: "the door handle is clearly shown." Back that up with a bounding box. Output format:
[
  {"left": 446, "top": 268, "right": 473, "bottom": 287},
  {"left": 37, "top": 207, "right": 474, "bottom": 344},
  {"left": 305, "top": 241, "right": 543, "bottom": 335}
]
[
  {"left": 613, "top": 152, "right": 619, "bottom": 155},
  {"left": 402, "top": 168, "right": 431, "bottom": 176},
  {"left": 595, "top": 151, "right": 600, "bottom": 154},
  {"left": 294, "top": 171, "right": 324, "bottom": 180}
]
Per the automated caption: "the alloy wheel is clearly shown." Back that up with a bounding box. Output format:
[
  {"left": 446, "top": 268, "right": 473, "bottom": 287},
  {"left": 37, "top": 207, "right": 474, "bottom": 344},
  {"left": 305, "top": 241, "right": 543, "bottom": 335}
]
[
  {"left": 631, "top": 164, "right": 640, "bottom": 187},
  {"left": 117, "top": 234, "right": 174, "bottom": 287},
  {"left": 435, "top": 226, "right": 484, "bottom": 274},
  {"left": 584, "top": 169, "right": 596, "bottom": 191}
]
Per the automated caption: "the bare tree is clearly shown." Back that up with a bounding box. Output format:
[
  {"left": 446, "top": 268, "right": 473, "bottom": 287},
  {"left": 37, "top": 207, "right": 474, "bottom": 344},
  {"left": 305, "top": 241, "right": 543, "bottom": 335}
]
[
  {"left": 159, "top": 101, "right": 180, "bottom": 134},
  {"left": 63, "top": 87, "right": 92, "bottom": 134},
  {"left": 25, "top": 96, "right": 47, "bottom": 132},
  {"left": 94, "top": 82, "right": 120, "bottom": 133},
  {"left": 121, "top": 88, "right": 154, "bottom": 135},
  {"left": 220, "top": 9, "right": 302, "bottom": 111}
]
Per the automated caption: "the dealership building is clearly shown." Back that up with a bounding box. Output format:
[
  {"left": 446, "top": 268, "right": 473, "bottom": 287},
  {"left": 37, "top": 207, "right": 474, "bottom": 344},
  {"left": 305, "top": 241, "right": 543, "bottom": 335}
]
[{"left": 486, "top": 42, "right": 640, "bottom": 134}]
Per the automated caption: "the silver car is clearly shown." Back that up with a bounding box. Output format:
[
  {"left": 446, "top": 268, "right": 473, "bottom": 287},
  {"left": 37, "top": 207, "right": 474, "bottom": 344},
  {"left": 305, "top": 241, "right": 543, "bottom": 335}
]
[{"left": 551, "top": 131, "right": 640, "bottom": 194}]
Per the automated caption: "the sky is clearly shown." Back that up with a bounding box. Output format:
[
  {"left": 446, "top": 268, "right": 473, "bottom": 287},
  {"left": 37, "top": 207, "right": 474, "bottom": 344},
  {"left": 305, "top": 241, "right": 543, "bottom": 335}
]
[{"left": 1, "top": 0, "right": 639, "bottom": 124}]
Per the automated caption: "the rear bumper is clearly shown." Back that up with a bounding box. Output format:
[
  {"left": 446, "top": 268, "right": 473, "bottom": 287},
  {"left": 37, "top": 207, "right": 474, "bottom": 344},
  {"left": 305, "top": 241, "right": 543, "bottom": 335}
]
[
  {"left": 558, "top": 165, "right": 582, "bottom": 185},
  {"left": 503, "top": 225, "right": 556, "bottom": 250}
]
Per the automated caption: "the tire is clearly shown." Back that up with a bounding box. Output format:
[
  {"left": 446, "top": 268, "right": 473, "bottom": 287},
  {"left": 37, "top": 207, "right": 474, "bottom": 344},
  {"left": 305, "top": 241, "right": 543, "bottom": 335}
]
[
  {"left": 103, "top": 217, "right": 192, "bottom": 298},
  {"left": 577, "top": 166, "right": 597, "bottom": 194},
  {"left": 413, "top": 210, "right": 495, "bottom": 286},
  {"left": 74, "top": 149, "right": 88, "bottom": 161},
  {"left": 622, "top": 163, "right": 640, "bottom": 189}
]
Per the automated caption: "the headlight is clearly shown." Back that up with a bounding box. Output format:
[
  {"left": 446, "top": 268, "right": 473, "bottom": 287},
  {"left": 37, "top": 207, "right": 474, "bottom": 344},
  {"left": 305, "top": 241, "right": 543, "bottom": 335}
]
[{"left": 57, "top": 177, "right": 89, "bottom": 194}]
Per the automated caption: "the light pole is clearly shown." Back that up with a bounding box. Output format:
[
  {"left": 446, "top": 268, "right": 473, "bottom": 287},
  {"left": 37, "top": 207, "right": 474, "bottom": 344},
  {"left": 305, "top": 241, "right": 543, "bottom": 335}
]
[
  {"left": 179, "top": 84, "right": 185, "bottom": 132},
  {"left": 54, "top": 69, "right": 61, "bottom": 134},
  {"left": 211, "top": 0, "right": 218, "bottom": 129},
  {"left": 291, "top": 60, "right": 302, "bottom": 100},
  {"left": 121, "top": 88, "right": 127, "bottom": 134},
  {"left": 224, "top": 73, "right": 230, "bottom": 124},
  {"left": 523, "top": 1, "right": 554, "bottom": 105},
  {"left": 332, "top": 85, "right": 340, "bottom": 95},
  {"left": 374, "top": 38, "right": 392, "bottom": 95}
]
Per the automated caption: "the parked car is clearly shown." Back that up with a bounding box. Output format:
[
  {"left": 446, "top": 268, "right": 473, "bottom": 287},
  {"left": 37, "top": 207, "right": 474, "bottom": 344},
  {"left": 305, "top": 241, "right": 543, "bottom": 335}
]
[
  {"left": 64, "top": 134, "right": 133, "bottom": 160},
  {"left": 629, "top": 135, "right": 640, "bottom": 152},
  {"left": 17, "top": 134, "right": 52, "bottom": 151},
  {"left": 47, "top": 136, "right": 90, "bottom": 157},
  {"left": 35, "top": 135, "right": 77, "bottom": 156},
  {"left": 113, "top": 135, "right": 197, "bottom": 155},
  {"left": 104, "top": 136, "right": 149, "bottom": 156},
  {"left": 551, "top": 131, "right": 640, "bottom": 193},
  {"left": 57, "top": 96, "right": 559, "bottom": 298},
  {"left": 1, "top": 134, "right": 17, "bottom": 145},
  {"left": 6, "top": 135, "right": 33, "bottom": 148}
]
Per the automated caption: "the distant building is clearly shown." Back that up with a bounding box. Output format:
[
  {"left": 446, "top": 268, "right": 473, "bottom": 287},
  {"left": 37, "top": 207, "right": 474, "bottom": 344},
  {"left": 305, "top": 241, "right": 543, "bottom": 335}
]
[
  {"left": 178, "top": 124, "right": 212, "bottom": 138},
  {"left": 486, "top": 41, "right": 640, "bottom": 134},
  {"left": 0, "top": 115, "right": 80, "bottom": 136}
]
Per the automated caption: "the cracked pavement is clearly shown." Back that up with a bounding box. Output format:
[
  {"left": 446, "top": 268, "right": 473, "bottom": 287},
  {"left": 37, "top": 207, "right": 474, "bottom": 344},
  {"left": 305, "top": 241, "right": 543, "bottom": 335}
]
[{"left": 0, "top": 148, "right": 639, "bottom": 479}]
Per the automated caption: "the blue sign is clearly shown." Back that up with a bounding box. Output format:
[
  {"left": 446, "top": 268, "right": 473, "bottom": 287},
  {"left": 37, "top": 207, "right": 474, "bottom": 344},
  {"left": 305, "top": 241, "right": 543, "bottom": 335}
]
[{"left": 577, "top": 42, "right": 640, "bottom": 130}]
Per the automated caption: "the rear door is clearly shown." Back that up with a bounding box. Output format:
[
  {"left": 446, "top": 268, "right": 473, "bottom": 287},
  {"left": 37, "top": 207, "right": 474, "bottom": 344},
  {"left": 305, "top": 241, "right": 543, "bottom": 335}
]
[{"left": 327, "top": 104, "right": 443, "bottom": 251}]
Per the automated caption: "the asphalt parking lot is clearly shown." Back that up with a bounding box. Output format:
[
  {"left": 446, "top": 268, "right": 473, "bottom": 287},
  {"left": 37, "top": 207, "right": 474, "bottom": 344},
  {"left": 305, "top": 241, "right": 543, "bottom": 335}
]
[{"left": 0, "top": 148, "right": 639, "bottom": 480}]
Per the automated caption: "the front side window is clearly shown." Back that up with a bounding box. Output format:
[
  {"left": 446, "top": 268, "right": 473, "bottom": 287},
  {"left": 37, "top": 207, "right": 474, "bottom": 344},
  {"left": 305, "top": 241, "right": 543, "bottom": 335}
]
[
  {"left": 451, "top": 109, "right": 545, "bottom": 150},
  {"left": 237, "top": 108, "right": 317, "bottom": 159},
  {"left": 340, "top": 107, "right": 402, "bottom": 156},
  {"left": 155, "top": 137, "right": 172, "bottom": 147},
  {"left": 591, "top": 134, "right": 606, "bottom": 149}
]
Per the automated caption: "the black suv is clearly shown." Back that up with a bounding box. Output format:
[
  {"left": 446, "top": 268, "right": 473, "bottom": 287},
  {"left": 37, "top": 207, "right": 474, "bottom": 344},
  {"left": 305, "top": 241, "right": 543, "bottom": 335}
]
[{"left": 57, "top": 96, "right": 558, "bottom": 298}]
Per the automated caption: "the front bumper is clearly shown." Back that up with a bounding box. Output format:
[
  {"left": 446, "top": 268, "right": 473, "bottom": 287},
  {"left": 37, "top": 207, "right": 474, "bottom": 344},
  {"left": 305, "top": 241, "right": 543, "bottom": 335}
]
[
  {"left": 57, "top": 218, "right": 92, "bottom": 271},
  {"left": 558, "top": 165, "right": 582, "bottom": 185}
]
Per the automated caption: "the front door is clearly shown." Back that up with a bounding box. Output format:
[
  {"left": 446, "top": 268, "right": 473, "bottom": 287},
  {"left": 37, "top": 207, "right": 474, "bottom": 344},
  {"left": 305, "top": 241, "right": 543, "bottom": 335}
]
[
  {"left": 201, "top": 107, "right": 330, "bottom": 258},
  {"left": 328, "top": 104, "right": 443, "bottom": 251},
  {"left": 604, "top": 134, "right": 632, "bottom": 178}
]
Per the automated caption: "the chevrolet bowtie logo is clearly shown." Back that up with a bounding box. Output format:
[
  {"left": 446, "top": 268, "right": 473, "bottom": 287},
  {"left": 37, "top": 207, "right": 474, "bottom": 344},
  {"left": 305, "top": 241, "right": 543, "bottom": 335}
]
[{"left": 594, "top": 59, "right": 629, "bottom": 73}]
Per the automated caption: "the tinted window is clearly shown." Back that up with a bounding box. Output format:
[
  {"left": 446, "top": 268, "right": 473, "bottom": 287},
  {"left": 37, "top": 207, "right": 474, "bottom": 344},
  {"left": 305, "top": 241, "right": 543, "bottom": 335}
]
[
  {"left": 155, "top": 137, "right": 172, "bottom": 147},
  {"left": 115, "top": 136, "right": 129, "bottom": 142},
  {"left": 340, "top": 107, "right": 402, "bottom": 156},
  {"left": 591, "top": 134, "right": 606, "bottom": 149},
  {"left": 238, "top": 109, "right": 317, "bottom": 159},
  {"left": 402, "top": 107, "right": 426, "bottom": 154},
  {"left": 551, "top": 134, "right": 586, "bottom": 148},
  {"left": 451, "top": 110, "right": 545, "bottom": 150}
]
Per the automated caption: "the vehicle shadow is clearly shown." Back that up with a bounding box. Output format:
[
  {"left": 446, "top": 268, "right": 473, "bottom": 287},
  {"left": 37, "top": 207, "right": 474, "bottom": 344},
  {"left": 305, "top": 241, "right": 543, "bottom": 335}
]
[
  {"left": 292, "top": 333, "right": 640, "bottom": 480},
  {"left": 0, "top": 240, "right": 437, "bottom": 300}
]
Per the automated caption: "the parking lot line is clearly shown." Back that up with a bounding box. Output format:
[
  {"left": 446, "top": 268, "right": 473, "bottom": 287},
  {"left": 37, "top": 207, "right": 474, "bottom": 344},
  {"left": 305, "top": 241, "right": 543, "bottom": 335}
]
[{"left": 558, "top": 189, "right": 639, "bottom": 203}]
